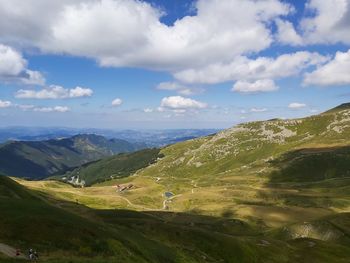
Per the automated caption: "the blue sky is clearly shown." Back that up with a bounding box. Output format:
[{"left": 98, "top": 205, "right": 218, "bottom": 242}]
[{"left": 0, "top": 0, "right": 349, "bottom": 129}]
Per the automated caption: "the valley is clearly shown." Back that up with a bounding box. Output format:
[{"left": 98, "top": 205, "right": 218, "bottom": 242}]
[
  {"left": 1, "top": 104, "right": 350, "bottom": 262},
  {"left": 1, "top": 1, "right": 350, "bottom": 261},
  {"left": 0, "top": 134, "right": 144, "bottom": 179}
]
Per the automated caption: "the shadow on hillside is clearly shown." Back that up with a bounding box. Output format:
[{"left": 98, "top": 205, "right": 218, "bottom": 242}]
[
  {"left": 255, "top": 146, "right": 350, "bottom": 211},
  {"left": 2, "top": 175, "right": 350, "bottom": 262},
  {"left": 267, "top": 146, "right": 350, "bottom": 184},
  {"left": 38, "top": 189, "right": 255, "bottom": 237},
  {"left": 1, "top": 176, "right": 273, "bottom": 263}
]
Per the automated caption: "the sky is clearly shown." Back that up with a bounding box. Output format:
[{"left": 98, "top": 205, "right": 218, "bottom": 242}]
[{"left": 0, "top": 0, "right": 350, "bottom": 129}]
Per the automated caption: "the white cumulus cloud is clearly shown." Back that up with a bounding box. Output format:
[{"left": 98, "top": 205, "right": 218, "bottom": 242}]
[
  {"left": 0, "top": 44, "right": 45, "bottom": 85},
  {"left": 275, "top": 19, "right": 303, "bottom": 46},
  {"left": 276, "top": 0, "right": 350, "bottom": 46},
  {"left": 174, "top": 51, "right": 328, "bottom": 84},
  {"left": 250, "top": 107, "right": 268, "bottom": 112},
  {"left": 17, "top": 104, "right": 35, "bottom": 111},
  {"left": 301, "top": 0, "right": 350, "bottom": 45},
  {"left": 232, "top": 79, "right": 279, "bottom": 93},
  {"left": 69, "top": 86, "right": 94, "bottom": 98},
  {"left": 111, "top": 98, "right": 123, "bottom": 107},
  {"left": 288, "top": 102, "right": 307, "bottom": 109},
  {"left": 15, "top": 85, "right": 93, "bottom": 99},
  {"left": 304, "top": 49, "right": 350, "bottom": 86},
  {"left": 160, "top": 96, "right": 207, "bottom": 110},
  {"left": 156, "top": 82, "right": 203, "bottom": 96},
  {"left": 0, "top": 0, "right": 291, "bottom": 71},
  {"left": 0, "top": 100, "right": 12, "bottom": 108},
  {"left": 33, "top": 106, "right": 70, "bottom": 112}
]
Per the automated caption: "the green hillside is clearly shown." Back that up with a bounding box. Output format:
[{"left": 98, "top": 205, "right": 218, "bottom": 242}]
[
  {"left": 0, "top": 134, "right": 141, "bottom": 179},
  {"left": 60, "top": 148, "right": 163, "bottom": 186},
  {"left": 323, "top": 102, "right": 350, "bottom": 114},
  {"left": 269, "top": 146, "right": 350, "bottom": 183},
  {"left": 137, "top": 105, "right": 350, "bottom": 181},
  {"left": 0, "top": 175, "right": 186, "bottom": 262},
  {"left": 2, "top": 176, "right": 350, "bottom": 262},
  {"left": 37, "top": 104, "right": 350, "bottom": 226}
]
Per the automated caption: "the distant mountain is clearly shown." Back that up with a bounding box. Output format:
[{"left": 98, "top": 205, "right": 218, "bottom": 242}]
[
  {"left": 0, "top": 127, "right": 220, "bottom": 146},
  {"left": 0, "top": 127, "right": 76, "bottom": 143},
  {"left": 0, "top": 134, "right": 143, "bottom": 179},
  {"left": 104, "top": 129, "right": 219, "bottom": 147}
]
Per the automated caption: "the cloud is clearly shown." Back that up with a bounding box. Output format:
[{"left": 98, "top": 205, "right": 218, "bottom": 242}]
[
  {"left": 160, "top": 96, "right": 207, "bottom": 110},
  {"left": 250, "top": 107, "right": 268, "bottom": 112},
  {"left": 232, "top": 79, "right": 279, "bottom": 93},
  {"left": 156, "top": 82, "right": 203, "bottom": 96},
  {"left": 111, "top": 98, "right": 123, "bottom": 107},
  {"left": 143, "top": 108, "right": 153, "bottom": 113},
  {"left": 0, "top": 45, "right": 25, "bottom": 76},
  {"left": 0, "top": 44, "right": 45, "bottom": 85},
  {"left": 15, "top": 85, "right": 93, "bottom": 99},
  {"left": 300, "top": 0, "right": 350, "bottom": 45},
  {"left": 1, "top": 102, "right": 70, "bottom": 112},
  {"left": 174, "top": 51, "right": 328, "bottom": 84},
  {"left": 33, "top": 106, "right": 70, "bottom": 112},
  {"left": 275, "top": 19, "right": 303, "bottom": 46},
  {"left": 17, "top": 104, "right": 35, "bottom": 111},
  {"left": 288, "top": 102, "right": 306, "bottom": 109},
  {"left": 276, "top": 0, "right": 350, "bottom": 46},
  {"left": 304, "top": 49, "right": 350, "bottom": 86},
  {"left": 0, "top": 100, "right": 12, "bottom": 108},
  {"left": 0, "top": 0, "right": 291, "bottom": 71},
  {"left": 14, "top": 103, "right": 69, "bottom": 112},
  {"left": 69, "top": 86, "right": 94, "bottom": 98}
]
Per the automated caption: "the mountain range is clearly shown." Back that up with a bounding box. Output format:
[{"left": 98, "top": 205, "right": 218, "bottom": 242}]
[
  {"left": 0, "top": 134, "right": 144, "bottom": 179},
  {"left": 0, "top": 128, "right": 219, "bottom": 147}
]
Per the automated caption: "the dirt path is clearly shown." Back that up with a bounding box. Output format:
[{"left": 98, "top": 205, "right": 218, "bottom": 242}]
[
  {"left": 115, "top": 195, "right": 155, "bottom": 211},
  {"left": 0, "top": 243, "right": 26, "bottom": 259},
  {"left": 163, "top": 194, "right": 183, "bottom": 209},
  {"left": 116, "top": 194, "right": 183, "bottom": 212}
]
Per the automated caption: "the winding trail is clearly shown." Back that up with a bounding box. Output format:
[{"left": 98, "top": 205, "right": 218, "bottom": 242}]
[
  {"left": 163, "top": 194, "right": 183, "bottom": 209},
  {"left": 115, "top": 193, "right": 183, "bottom": 211},
  {"left": 114, "top": 195, "right": 155, "bottom": 211},
  {"left": 0, "top": 243, "right": 26, "bottom": 259}
]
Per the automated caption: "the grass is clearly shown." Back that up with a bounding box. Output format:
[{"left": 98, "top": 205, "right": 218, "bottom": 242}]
[
  {"left": 0, "top": 176, "right": 182, "bottom": 263},
  {"left": 0, "top": 134, "right": 140, "bottom": 179},
  {"left": 3, "top": 106, "right": 350, "bottom": 262},
  {"left": 269, "top": 146, "right": 350, "bottom": 183},
  {"left": 4, "top": 176, "right": 341, "bottom": 263},
  {"left": 3, "top": 175, "right": 350, "bottom": 262},
  {"left": 59, "top": 148, "right": 163, "bottom": 186}
]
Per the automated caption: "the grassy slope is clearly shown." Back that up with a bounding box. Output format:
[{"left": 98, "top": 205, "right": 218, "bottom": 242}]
[
  {"left": 0, "top": 134, "right": 138, "bottom": 179},
  {"left": 0, "top": 176, "right": 203, "bottom": 262},
  {"left": 128, "top": 108, "right": 350, "bottom": 216},
  {"left": 30, "top": 108, "right": 350, "bottom": 225},
  {"left": 0, "top": 176, "right": 179, "bottom": 262},
  {"left": 2, "top": 176, "right": 350, "bottom": 262},
  {"left": 269, "top": 146, "right": 350, "bottom": 183},
  {"left": 5, "top": 106, "right": 350, "bottom": 262},
  {"left": 60, "top": 148, "right": 163, "bottom": 186}
]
